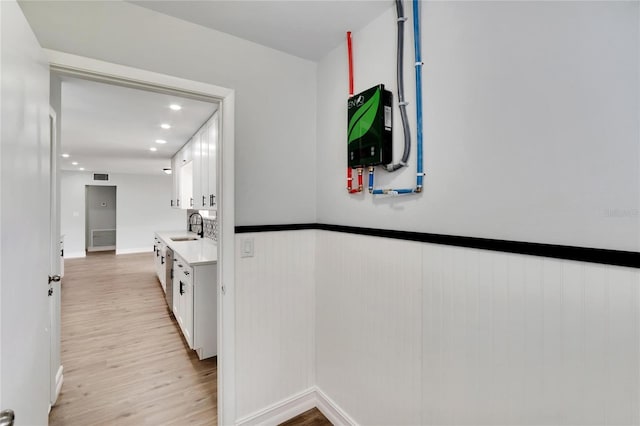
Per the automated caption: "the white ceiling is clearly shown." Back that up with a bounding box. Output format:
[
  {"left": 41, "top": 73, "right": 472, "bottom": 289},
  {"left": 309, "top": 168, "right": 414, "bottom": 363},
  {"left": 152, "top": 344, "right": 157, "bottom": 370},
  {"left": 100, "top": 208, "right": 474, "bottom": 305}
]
[
  {"left": 129, "top": 0, "right": 393, "bottom": 61},
  {"left": 41, "top": 0, "right": 392, "bottom": 176},
  {"left": 60, "top": 76, "right": 218, "bottom": 175}
]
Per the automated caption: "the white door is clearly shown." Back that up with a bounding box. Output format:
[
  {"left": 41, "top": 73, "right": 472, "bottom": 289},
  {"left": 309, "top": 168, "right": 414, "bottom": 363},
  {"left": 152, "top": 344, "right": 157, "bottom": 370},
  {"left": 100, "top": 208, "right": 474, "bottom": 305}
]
[
  {"left": 0, "top": 1, "right": 52, "bottom": 424},
  {"left": 49, "top": 109, "right": 63, "bottom": 406}
]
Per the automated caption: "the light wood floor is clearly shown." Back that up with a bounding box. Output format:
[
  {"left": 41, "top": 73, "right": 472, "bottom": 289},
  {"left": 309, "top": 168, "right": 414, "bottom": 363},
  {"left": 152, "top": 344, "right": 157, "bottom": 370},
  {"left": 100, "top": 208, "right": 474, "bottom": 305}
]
[
  {"left": 51, "top": 251, "right": 330, "bottom": 426},
  {"left": 50, "top": 251, "right": 217, "bottom": 425}
]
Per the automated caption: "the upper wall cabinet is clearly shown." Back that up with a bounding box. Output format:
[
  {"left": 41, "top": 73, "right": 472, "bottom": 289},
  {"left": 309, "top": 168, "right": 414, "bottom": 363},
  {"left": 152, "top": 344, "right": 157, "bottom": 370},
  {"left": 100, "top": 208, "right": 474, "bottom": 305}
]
[
  {"left": 199, "top": 112, "right": 218, "bottom": 209},
  {"left": 171, "top": 143, "right": 192, "bottom": 208},
  {"left": 172, "top": 112, "right": 218, "bottom": 210}
]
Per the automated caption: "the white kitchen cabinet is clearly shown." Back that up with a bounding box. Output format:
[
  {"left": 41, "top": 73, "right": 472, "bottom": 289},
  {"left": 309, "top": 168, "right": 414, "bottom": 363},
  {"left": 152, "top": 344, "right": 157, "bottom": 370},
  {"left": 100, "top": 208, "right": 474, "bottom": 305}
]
[
  {"left": 205, "top": 112, "right": 218, "bottom": 209},
  {"left": 192, "top": 128, "right": 204, "bottom": 209},
  {"left": 172, "top": 252, "right": 217, "bottom": 359},
  {"left": 154, "top": 232, "right": 218, "bottom": 359},
  {"left": 171, "top": 113, "right": 218, "bottom": 210},
  {"left": 171, "top": 155, "right": 180, "bottom": 208},
  {"left": 173, "top": 256, "right": 193, "bottom": 347},
  {"left": 190, "top": 113, "right": 217, "bottom": 210},
  {"left": 171, "top": 143, "right": 193, "bottom": 209},
  {"left": 153, "top": 237, "right": 166, "bottom": 293}
]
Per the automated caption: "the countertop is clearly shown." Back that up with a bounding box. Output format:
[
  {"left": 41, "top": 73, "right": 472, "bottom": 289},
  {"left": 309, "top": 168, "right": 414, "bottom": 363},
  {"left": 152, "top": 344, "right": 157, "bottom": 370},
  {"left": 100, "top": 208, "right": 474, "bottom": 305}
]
[{"left": 155, "top": 231, "right": 218, "bottom": 266}]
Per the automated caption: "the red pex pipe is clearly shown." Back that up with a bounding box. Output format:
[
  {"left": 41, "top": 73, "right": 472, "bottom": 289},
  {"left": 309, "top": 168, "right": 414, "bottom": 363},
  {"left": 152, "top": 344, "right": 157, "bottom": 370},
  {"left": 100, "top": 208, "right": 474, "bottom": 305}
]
[
  {"left": 346, "top": 31, "right": 362, "bottom": 194},
  {"left": 347, "top": 167, "right": 354, "bottom": 192},
  {"left": 347, "top": 31, "right": 354, "bottom": 96}
]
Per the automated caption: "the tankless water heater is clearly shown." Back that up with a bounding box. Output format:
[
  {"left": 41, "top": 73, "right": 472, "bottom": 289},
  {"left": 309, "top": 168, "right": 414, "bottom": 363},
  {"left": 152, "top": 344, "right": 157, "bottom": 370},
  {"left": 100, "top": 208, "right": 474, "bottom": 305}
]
[{"left": 347, "top": 84, "right": 393, "bottom": 168}]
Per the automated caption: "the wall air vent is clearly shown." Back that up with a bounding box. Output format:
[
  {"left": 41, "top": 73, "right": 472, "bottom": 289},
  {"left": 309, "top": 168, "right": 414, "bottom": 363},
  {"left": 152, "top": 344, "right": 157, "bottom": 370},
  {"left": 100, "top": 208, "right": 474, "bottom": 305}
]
[{"left": 93, "top": 173, "right": 109, "bottom": 181}]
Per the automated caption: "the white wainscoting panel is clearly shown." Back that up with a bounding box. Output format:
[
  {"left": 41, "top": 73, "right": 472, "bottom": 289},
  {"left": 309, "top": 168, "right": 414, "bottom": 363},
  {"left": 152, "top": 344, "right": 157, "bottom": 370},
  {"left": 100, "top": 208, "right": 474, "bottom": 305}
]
[
  {"left": 234, "top": 229, "right": 638, "bottom": 425},
  {"left": 422, "top": 244, "right": 639, "bottom": 425},
  {"left": 235, "top": 231, "right": 316, "bottom": 419},
  {"left": 314, "top": 230, "right": 639, "bottom": 426},
  {"left": 316, "top": 231, "right": 423, "bottom": 425}
]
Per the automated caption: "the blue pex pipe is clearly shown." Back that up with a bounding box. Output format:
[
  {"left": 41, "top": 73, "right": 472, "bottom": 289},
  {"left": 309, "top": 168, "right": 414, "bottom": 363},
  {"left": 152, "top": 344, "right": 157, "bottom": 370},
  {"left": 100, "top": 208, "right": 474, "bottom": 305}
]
[
  {"left": 372, "top": 188, "right": 415, "bottom": 195},
  {"left": 370, "top": 0, "right": 423, "bottom": 197},
  {"left": 413, "top": 0, "right": 424, "bottom": 191}
]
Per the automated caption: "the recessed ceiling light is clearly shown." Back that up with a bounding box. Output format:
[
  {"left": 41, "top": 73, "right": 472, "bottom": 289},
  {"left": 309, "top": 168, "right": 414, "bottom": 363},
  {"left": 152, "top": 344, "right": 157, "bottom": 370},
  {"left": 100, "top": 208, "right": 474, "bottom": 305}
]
[
  {"left": 155, "top": 139, "right": 167, "bottom": 144},
  {"left": 71, "top": 161, "right": 78, "bottom": 166},
  {"left": 160, "top": 123, "right": 171, "bottom": 129},
  {"left": 163, "top": 168, "right": 172, "bottom": 175},
  {"left": 150, "top": 147, "right": 158, "bottom": 152},
  {"left": 169, "top": 104, "right": 182, "bottom": 111},
  {"left": 79, "top": 167, "right": 85, "bottom": 171},
  {"left": 61, "top": 153, "right": 70, "bottom": 158}
]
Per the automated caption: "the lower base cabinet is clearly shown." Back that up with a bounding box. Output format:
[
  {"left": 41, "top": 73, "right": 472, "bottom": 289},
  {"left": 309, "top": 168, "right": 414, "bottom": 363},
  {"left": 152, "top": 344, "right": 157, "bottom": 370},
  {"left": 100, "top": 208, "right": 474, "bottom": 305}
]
[
  {"left": 153, "top": 237, "right": 166, "bottom": 293},
  {"left": 173, "top": 253, "right": 217, "bottom": 360}
]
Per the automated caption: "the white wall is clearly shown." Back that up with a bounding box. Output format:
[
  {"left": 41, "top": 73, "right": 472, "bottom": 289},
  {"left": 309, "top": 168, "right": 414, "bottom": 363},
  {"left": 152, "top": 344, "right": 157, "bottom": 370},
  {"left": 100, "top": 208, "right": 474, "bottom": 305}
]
[
  {"left": 316, "top": 1, "right": 639, "bottom": 252},
  {"left": 313, "top": 2, "right": 640, "bottom": 425},
  {"left": 19, "top": 0, "right": 317, "bottom": 227},
  {"left": 231, "top": 228, "right": 639, "bottom": 425},
  {"left": 24, "top": 2, "right": 640, "bottom": 425},
  {"left": 316, "top": 230, "right": 639, "bottom": 425},
  {"left": 61, "top": 171, "right": 185, "bottom": 257},
  {"left": 235, "top": 231, "right": 316, "bottom": 420}
]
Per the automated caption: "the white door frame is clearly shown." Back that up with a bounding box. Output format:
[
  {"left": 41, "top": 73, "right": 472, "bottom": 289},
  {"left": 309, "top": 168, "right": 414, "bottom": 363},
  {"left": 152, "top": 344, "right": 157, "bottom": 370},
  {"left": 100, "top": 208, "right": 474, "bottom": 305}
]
[
  {"left": 49, "top": 106, "right": 64, "bottom": 407},
  {"left": 45, "top": 50, "right": 236, "bottom": 425}
]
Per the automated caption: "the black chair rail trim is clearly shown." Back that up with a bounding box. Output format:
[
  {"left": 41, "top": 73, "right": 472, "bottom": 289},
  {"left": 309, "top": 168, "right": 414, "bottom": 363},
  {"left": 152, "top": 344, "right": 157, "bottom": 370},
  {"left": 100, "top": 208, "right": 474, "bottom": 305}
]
[{"left": 234, "top": 223, "right": 639, "bottom": 269}]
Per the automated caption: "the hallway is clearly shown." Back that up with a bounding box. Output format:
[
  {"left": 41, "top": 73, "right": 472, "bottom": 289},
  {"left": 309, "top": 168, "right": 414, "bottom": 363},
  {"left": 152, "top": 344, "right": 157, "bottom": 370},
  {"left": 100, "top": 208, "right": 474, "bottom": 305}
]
[{"left": 50, "top": 252, "right": 217, "bottom": 425}]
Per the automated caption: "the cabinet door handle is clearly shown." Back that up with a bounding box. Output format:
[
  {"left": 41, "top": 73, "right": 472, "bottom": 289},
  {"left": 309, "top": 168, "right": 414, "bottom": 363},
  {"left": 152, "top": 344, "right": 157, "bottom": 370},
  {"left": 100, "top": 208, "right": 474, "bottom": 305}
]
[
  {"left": 156, "top": 249, "right": 160, "bottom": 257},
  {"left": 161, "top": 256, "right": 165, "bottom": 265},
  {"left": 190, "top": 197, "right": 194, "bottom": 207},
  {"left": 177, "top": 198, "right": 180, "bottom": 207},
  {"left": 202, "top": 195, "right": 206, "bottom": 206},
  {"left": 171, "top": 199, "right": 174, "bottom": 207},
  {"left": 179, "top": 281, "right": 185, "bottom": 295}
]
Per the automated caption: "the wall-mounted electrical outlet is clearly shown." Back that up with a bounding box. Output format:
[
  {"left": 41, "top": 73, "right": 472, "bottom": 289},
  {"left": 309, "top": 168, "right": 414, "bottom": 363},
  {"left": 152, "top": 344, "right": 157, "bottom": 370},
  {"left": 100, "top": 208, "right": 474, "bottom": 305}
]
[{"left": 240, "top": 237, "right": 254, "bottom": 258}]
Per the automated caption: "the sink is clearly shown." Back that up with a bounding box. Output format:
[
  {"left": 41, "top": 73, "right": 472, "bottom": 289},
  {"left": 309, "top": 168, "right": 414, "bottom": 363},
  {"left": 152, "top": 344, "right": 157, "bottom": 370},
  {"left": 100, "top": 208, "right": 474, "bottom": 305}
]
[{"left": 170, "top": 237, "right": 199, "bottom": 242}]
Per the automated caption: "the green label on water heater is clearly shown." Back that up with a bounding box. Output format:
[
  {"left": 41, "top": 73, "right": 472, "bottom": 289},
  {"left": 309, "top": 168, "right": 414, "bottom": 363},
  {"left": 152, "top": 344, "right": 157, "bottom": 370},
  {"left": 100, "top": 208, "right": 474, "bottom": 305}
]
[{"left": 347, "top": 84, "right": 392, "bottom": 168}]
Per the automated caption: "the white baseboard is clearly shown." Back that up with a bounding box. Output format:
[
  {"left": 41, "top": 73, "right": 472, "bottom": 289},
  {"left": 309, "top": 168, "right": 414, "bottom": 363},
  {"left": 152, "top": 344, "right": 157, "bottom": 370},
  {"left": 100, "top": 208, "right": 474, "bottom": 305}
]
[
  {"left": 235, "top": 387, "right": 355, "bottom": 426},
  {"left": 64, "top": 251, "right": 86, "bottom": 259},
  {"left": 87, "top": 245, "right": 116, "bottom": 252},
  {"left": 235, "top": 388, "right": 317, "bottom": 426},
  {"left": 315, "top": 387, "right": 356, "bottom": 426},
  {"left": 52, "top": 365, "right": 64, "bottom": 406},
  {"left": 115, "top": 247, "right": 153, "bottom": 255}
]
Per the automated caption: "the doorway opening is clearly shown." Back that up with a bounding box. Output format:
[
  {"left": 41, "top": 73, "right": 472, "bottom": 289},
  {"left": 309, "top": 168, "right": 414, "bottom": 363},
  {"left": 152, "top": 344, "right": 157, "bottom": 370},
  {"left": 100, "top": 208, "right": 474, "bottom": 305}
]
[
  {"left": 85, "top": 185, "right": 116, "bottom": 254},
  {"left": 48, "top": 52, "right": 235, "bottom": 425}
]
